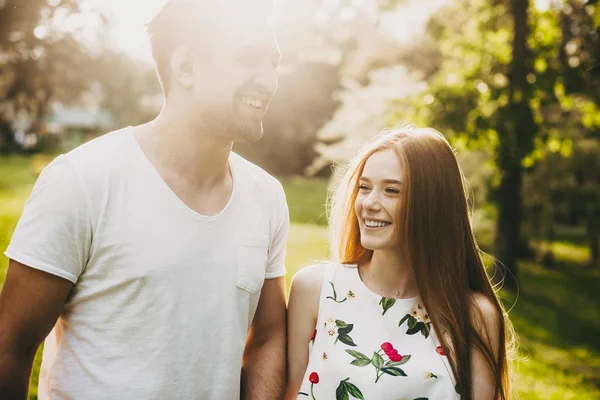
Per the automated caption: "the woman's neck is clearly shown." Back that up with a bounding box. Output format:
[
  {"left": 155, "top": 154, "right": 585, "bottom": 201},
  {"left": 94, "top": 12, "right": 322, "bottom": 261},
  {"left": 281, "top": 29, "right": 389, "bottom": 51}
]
[{"left": 359, "top": 249, "right": 418, "bottom": 299}]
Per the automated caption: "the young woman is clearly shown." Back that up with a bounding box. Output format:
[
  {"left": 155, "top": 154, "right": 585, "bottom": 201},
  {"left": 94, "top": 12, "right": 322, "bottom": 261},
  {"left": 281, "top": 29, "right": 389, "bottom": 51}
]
[{"left": 286, "top": 126, "right": 515, "bottom": 400}]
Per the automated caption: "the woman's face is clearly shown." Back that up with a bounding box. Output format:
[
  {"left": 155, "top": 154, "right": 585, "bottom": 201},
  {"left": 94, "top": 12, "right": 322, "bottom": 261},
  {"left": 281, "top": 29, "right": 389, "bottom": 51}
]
[{"left": 355, "top": 148, "right": 404, "bottom": 251}]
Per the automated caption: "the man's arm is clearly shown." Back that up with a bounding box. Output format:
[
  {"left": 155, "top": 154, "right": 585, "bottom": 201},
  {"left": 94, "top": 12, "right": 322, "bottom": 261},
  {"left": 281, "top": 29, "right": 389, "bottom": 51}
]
[
  {"left": 0, "top": 260, "right": 73, "bottom": 400},
  {"left": 241, "top": 277, "right": 287, "bottom": 400}
]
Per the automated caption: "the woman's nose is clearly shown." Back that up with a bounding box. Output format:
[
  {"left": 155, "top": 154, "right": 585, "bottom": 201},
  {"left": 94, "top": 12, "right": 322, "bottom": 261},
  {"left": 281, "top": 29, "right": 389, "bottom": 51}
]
[{"left": 363, "top": 191, "right": 382, "bottom": 211}]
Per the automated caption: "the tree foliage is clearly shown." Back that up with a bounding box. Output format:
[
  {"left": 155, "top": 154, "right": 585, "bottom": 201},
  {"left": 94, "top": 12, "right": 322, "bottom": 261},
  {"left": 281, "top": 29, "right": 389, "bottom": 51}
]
[
  {"left": 392, "top": 0, "right": 599, "bottom": 278},
  {"left": 0, "top": 0, "right": 162, "bottom": 152}
]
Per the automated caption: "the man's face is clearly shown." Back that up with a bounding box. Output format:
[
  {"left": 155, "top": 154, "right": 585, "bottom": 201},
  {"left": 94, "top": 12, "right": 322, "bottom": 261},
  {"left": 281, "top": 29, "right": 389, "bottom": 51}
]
[{"left": 189, "top": 19, "right": 281, "bottom": 142}]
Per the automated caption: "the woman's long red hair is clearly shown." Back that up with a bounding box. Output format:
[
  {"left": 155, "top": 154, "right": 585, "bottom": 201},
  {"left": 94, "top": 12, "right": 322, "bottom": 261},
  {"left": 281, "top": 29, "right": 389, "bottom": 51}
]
[{"left": 328, "top": 126, "right": 515, "bottom": 399}]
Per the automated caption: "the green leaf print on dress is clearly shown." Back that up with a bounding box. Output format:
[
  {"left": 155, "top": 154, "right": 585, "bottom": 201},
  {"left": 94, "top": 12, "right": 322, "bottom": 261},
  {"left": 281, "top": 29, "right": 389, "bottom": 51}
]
[
  {"left": 379, "top": 297, "right": 396, "bottom": 315},
  {"left": 345, "top": 342, "right": 411, "bottom": 383},
  {"left": 395, "top": 398, "right": 429, "bottom": 400},
  {"left": 324, "top": 318, "right": 357, "bottom": 347},
  {"left": 335, "top": 378, "right": 365, "bottom": 400},
  {"left": 398, "top": 302, "right": 432, "bottom": 338},
  {"left": 326, "top": 281, "right": 350, "bottom": 303}
]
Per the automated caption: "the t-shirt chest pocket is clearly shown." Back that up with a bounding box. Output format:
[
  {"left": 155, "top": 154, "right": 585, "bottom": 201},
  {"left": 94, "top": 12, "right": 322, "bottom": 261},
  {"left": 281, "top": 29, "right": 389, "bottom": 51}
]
[{"left": 236, "top": 235, "right": 269, "bottom": 293}]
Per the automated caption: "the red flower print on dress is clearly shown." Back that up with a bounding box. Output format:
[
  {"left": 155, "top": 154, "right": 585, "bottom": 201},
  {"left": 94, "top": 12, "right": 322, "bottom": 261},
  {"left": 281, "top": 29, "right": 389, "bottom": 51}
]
[
  {"left": 308, "top": 372, "right": 320, "bottom": 399},
  {"left": 298, "top": 372, "right": 321, "bottom": 399},
  {"left": 309, "top": 372, "right": 320, "bottom": 384},
  {"left": 346, "top": 343, "right": 411, "bottom": 383},
  {"left": 382, "top": 344, "right": 403, "bottom": 363},
  {"left": 436, "top": 345, "right": 446, "bottom": 356},
  {"left": 380, "top": 342, "right": 393, "bottom": 352},
  {"left": 386, "top": 349, "right": 399, "bottom": 357},
  {"left": 311, "top": 329, "right": 317, "bottom": 342}
]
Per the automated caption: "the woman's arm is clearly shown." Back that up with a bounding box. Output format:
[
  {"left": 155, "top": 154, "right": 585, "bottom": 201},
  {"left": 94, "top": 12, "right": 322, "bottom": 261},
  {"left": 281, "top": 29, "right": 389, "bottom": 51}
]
[
  {"left": 470, "top": 292, "right": 503, "bottom": 400},
  {"left": 285, "top": 264, "right": 326, "bottom": 400}
]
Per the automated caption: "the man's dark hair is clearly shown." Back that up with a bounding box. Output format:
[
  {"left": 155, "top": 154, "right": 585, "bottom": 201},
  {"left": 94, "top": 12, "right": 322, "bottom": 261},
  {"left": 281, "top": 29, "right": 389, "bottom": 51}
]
[
  {"left": 147, "top": 0, "right": 216, "bottom": 95},
  {"left": 147, "top": 0, "right": 274, "bottom": 96}
]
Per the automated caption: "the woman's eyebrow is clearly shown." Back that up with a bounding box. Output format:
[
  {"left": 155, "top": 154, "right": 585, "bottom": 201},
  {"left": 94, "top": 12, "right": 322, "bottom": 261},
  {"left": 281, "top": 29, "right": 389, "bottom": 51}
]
[{"left": 359, "top": 176, "right": 402, "bottom": 185}]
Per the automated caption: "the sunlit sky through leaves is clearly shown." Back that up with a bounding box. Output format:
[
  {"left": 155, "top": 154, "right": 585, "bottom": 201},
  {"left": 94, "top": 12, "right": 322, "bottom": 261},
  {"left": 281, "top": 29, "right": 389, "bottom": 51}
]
[
  {"left": 45, "top": 0, "right": 557, "bottom": 63},
  {"left": 75, "top": 0, "right": 451, "bottom": 62},
  {"left": 84, "top": 0, "right": 166, "bottom": 61}
]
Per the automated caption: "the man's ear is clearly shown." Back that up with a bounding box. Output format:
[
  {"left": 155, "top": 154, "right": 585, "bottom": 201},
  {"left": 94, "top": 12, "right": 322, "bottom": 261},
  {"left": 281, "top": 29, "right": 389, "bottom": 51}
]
[{"left": 170, "top": 45, "right": 195, "bottom": 90}]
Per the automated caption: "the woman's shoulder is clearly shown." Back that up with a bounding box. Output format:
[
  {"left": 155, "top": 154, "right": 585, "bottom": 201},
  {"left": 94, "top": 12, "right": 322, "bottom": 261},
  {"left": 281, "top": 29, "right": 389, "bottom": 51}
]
[
  {"left": 288, "top": 264, "right": 333, "bottom": 325},
  {"left": 469, "top": 292, "right": 501, "bottom": 323},
  {"left": 291, "top": 262, "right": 356, "bottom": 286},
  {"left": 290, "top": 263, "right": 331, "bottom": 292},
  {"left": 469, "top": 292, "right": 503, "bottom": 349}
]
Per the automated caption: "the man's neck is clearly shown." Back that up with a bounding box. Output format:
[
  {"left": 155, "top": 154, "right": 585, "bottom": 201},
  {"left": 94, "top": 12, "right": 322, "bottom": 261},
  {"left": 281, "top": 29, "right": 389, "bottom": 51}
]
[{"left": 139, "top": 111, "right": 233, "bottom": 192}]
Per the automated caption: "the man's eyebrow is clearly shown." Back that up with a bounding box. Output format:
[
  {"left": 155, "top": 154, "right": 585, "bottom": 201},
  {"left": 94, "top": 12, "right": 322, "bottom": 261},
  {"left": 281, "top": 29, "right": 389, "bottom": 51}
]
[
  {"left": 236, "top": 46, "right": 282, "bottom": 65},
  {"left": 237, "top": 46, "right": 280, "bottom": 58}
]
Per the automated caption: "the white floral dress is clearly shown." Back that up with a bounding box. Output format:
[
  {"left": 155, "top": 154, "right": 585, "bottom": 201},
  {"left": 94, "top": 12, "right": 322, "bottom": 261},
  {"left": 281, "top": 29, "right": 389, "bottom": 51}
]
[{"left": 297, "top": 264, "right": 461, "bottom": 400}]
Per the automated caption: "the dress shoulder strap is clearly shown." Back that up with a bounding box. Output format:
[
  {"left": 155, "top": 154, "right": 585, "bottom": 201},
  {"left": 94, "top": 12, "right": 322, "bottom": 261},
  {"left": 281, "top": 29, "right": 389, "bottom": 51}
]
[
  {"left": 323, "top": 263, "right": 337, "bottom": 285},
  {"left": 313, "top": 263, "right": 338, "bottom": 330}
]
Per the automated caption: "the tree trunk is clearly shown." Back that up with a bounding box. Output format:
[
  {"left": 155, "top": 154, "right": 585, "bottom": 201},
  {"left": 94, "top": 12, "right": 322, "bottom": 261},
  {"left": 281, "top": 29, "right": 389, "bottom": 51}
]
[
  {"left": 588, "top": 213, "right": 600, "bottom": 269},
  {"left": 493, "top": 0, "right": 537, "bottom": 291},
  {"left": 495, "top": 166, "right": 522, "bottom": 290}
]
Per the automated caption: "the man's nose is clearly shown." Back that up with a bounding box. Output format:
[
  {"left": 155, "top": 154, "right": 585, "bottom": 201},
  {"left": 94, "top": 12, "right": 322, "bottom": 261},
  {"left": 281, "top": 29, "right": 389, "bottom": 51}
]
[{"left": 254, "top": 63, "right": 278, "bottom": 95}]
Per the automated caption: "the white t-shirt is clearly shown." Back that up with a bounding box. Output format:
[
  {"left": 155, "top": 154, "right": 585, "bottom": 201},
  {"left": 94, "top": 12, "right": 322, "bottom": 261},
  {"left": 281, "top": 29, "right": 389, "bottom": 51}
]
[{"left": 5, "top": 127, "right": 289, "bottom": 400}]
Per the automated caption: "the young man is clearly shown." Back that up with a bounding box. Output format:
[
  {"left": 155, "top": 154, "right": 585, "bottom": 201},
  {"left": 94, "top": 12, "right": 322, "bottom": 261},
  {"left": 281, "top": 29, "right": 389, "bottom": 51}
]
[{"left": 0, "top": 1, "right": 288, "bottom": 399}]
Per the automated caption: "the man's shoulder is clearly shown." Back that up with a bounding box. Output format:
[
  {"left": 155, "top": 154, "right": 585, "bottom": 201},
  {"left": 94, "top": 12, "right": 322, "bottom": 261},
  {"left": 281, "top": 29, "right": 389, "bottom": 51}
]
[
  {"left": 64, "top": 127, "right": 132, "bottom": 166},
  {"left": 47, "top": 127, "right": 135, "bottom": 196},
  {"left": 231, "top": 152, "right": 283, "bottom": 194}
]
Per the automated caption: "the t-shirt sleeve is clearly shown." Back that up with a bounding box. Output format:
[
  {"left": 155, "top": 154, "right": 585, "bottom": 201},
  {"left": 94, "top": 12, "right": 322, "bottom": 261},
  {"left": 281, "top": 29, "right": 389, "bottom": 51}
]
[
  {"left": 265, "top": 182, "right": 290, "bottom": 279},
  {"left": 4, "top": 155, "right": 92, "bottom": 283}
]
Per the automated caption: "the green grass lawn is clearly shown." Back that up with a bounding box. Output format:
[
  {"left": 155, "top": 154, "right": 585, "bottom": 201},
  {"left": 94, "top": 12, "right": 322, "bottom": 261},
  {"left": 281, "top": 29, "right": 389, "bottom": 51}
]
[
  {"left": 281, "top": 176, "right": 330, "bottom": 226},
  {"left": 1, "top": 155, "right": 599, "bottom": 399}
]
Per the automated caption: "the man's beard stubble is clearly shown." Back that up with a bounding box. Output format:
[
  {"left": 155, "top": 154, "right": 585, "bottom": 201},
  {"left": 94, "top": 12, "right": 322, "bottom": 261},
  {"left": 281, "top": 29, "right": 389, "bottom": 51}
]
[
  {"left": 197, "top": 97, "right": 265, "bottom": 143},
  {"left": 228, "top": 118, "right": 263, "bottom": 143},
  {"left": 226, "top": 107, "right": 264, "bottom": 143}
]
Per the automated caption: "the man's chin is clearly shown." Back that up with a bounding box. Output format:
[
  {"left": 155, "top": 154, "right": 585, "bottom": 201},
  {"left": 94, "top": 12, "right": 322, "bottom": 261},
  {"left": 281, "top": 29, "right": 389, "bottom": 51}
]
[{"left": 230, "top": 121, "right": 264, "bottom": 143}]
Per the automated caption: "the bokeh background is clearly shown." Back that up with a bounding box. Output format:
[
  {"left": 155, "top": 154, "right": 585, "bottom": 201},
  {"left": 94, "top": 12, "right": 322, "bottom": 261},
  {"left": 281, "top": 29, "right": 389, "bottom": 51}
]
[{"left": 0, "top": 0, "right": 599, "bottom": 398}]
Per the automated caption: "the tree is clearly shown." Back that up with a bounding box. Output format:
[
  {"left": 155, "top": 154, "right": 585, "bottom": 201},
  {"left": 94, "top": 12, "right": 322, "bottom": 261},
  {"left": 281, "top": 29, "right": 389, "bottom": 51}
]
[
  {"left": 304, "top": 0, "right": 445, "bottom": 176},
  {"left": 555, "top": 0, "right": 600, "bottom": 269},
  {"left": 495, "top": 0, "right": 538, "bottom": 289},
  {"left": 388, "top": 0, "right": 599, "bottom": 288},
  {"left": 0, "top": 0, "right": 85, "bottom": 151},
  {"left": 87, "top": 50, "right": 161, "bottom": 128},
  {"left": 1, "top": 1, "right": 165, "bottom": 151},
  {"left": 522, "top": 0, "right": 600, "bottom": 269}
]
